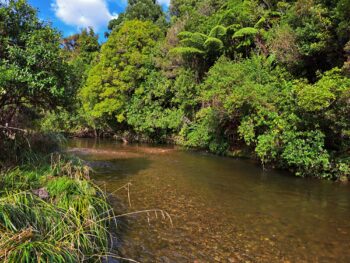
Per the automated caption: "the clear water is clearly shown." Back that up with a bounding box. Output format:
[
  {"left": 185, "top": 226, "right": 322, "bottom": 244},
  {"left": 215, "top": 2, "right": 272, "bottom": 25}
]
[{"left": 67, "top": 139, "right": 350, "bottom": 262}]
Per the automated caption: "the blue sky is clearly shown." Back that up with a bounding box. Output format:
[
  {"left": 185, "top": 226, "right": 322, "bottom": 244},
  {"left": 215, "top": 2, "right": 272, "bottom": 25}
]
[{"left": 27, "top": 0, "right": 169, "bottom": 42}]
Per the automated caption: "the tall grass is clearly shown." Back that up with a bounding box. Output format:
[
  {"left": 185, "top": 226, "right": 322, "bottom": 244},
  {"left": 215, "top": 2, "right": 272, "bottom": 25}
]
[
  {"left": 0, "top": 152, "right": 173, "bottom": 262},
  {"left": 0, "top": 155, "right": 116, "bottom": 262}
]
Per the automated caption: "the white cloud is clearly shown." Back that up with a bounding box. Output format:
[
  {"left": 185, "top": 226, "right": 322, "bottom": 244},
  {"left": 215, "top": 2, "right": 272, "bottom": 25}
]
[{"left": 52, "top": 0, "right": 118, "bottom": 31}]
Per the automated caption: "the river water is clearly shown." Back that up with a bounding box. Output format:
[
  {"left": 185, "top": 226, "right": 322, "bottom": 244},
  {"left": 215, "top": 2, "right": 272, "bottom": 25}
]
[{"left": 67, "top": 139, "right": 350, "bottom": 263}]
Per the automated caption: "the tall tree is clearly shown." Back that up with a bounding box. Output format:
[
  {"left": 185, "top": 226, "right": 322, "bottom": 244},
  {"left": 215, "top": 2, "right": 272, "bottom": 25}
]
[
  {"left": 61, "top": 28, "right": 100, "bottom": 85},
  {"left": 62, "top": 27, "right": 99, "bottom": 64},
  {"left": 81, "top": 20, "right": 163, "bottom": 126},
  {"left": 107, "top": 0, "right": 166, "bottom": 34}
]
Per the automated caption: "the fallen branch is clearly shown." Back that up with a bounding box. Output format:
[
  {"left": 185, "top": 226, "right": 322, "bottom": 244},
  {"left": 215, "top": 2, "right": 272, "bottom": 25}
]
[{"left": 0, "top": 124, "right": 28, "bottom": 133}]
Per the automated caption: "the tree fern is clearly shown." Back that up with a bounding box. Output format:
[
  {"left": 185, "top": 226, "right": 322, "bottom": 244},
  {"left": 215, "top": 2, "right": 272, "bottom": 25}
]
[
  {"left": 233, "top": 27, "right": 259, "bottom": 38},
  {"left": 205, "top": 37, "right": 224, "bottom": 51},
  {"left": 254, "top": 17, "right": 266, "bottom": 29},
  {"left": 209, "top": 25, "right": 227, "bottom": 39},
  {"left": 177, "top": 31, "right": 194, "bottom": 40},
  {"left": 170, "top": 47, "right": 205, "bottom": 57}
]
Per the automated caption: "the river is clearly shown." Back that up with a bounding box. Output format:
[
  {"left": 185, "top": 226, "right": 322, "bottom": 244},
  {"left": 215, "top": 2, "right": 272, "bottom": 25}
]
[{"left": 67, "top": 139, "right": 350, "bottom": 263}]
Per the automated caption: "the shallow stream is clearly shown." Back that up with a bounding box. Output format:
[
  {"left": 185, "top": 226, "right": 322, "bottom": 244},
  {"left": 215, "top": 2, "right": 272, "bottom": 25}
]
[{"left": 68, "top": 139, "right": 350, "bottom": 262}]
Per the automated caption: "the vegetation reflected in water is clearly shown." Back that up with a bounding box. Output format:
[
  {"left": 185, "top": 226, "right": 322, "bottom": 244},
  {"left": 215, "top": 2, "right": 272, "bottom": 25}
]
[{"left": 68, "top": 139, "right": 350, "bottom": 263}]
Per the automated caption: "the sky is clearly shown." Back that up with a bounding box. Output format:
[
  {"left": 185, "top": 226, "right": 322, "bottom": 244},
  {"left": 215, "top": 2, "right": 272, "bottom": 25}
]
[{"left": 27, "top": 0, "right": 170, "bottom": 42}]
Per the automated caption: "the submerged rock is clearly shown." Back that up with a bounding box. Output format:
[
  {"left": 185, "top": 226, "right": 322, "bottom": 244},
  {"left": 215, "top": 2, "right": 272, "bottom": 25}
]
[{"left": 339, "top": 175, "right": 348, "bottom": 183}]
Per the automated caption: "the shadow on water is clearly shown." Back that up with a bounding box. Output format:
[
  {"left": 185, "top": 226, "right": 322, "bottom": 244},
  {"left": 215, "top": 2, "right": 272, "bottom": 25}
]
[
  {"left": 91, "top": 158, "right": 152, "bottom": 181},
  {"left": 65, "top": 141, "right": 153, "bottom": 181}
]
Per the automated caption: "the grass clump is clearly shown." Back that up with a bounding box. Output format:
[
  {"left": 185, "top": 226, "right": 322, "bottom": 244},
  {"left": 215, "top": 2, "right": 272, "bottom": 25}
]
[{"left": 0, "top": 155, "right": 116, "bottom": 263}]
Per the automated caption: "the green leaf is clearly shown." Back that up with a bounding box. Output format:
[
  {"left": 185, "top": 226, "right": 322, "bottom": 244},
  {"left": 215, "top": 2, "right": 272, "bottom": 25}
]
[
  {"left": 209, "top": 25, "right": 227, "bottom": 39},
  {"left": 233, "top": 27, "right": 259, "bottom": 38},
  {"left": 204, "top": 37, "right": 224, "bottom": 51}
]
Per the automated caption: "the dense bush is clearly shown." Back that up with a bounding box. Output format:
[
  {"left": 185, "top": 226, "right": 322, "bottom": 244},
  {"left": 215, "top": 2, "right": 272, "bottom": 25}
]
[
  {"left": 77, "top": 0, "right": 350, "bottom": 179},
  {"left": 5, "top": 0, "right": 349, "bottom": 180}
]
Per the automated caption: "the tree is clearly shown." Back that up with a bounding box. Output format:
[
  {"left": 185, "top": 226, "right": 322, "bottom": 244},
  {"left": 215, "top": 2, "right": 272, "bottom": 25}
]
[
  {"left": 80, "top": 20, "right": 163, "bottom": 127},
  {"left": 279, "top": 0, "right": 340, "bottom": 78},
  {"left": 62, "top": 28, "right": 99, "bottom": 65},
  {"left": 107, "top": 0, "right": 166, "bottom": 33},
  {"left": 335, "top": 0, "right": 350, "bottom": 43},
  {"left": 126, "top": 68, "right": 198, "bottom": 140},
  {"left": 40, "top": 28, "right": 100, "bottom": 135},
  {"left": 170, "top": 0, "right": 201, "bottom": 17},
  {"left": 61, "top": 28, "right": 100, "bottom": 86},
  {"left": 0, "top": 0, "right": 76, "bottom": 125}
]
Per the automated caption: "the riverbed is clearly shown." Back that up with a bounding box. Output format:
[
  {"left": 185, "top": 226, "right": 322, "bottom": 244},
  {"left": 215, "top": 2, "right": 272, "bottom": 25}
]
[{"left": 67, "top": 139, "right": 350, "bottom": 262}]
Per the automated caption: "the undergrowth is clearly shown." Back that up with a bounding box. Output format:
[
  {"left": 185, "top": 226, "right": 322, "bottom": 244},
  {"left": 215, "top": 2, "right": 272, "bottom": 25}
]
[{"left": 0, "top": 154, "right": 116, "bottom": 262}]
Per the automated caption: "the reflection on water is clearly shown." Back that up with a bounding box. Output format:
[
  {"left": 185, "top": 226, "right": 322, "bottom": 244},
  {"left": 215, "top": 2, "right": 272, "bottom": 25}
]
[{"left": 68, "top": 139, "right": 350, "bottom": 262}]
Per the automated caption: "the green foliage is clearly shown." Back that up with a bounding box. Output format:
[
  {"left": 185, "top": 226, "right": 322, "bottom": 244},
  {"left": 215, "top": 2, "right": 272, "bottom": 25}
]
[
  {"left": 205, "top": 37, "right": 224, "bottom": 51},
  {"left": 126, "top": 71, "right": 183, "bottom": 138},
  {"left": 171, "top": 46, "right": 205, "bottom": 56},
  {"left": 4, "top": 0, "right": 350, "bottom": 180},
  {"left": 336, "top": 0, "right": 350, "bottom": 41},
  {"left": 170, "top": 30, "right": 226, "bottom": 76},
  {"left": 126, "top": 0, "right": 164, "bottom": 22},
  {"left": 271, "top": 0, "right": 342, "bottom": 77},
  {"left": 178, "top": 54, "right": 350, "bottom": 178},
  {"left": 179, "top": 32, "right": 208, "bottom": 49},
  {"left": 40, "top": 107, "right": 93, "bottom": 134},
  {"left": 232, "top": 27, "right": 259, "bottom": 49},
  {"left": 61, "top": 28, "right": 100, "bottom": 87},
  {"left": 280, "top": 130, "right": 330, "bottom": 177},
  {"left": 288, "top": 1, "right": 332, "bottom": 57},
  {"left": 295, "top": 68, "right": 350, "bottom": 112},
  {"left": 170, "top": 0, "right": 201, "bottom": 17},
  {"left": 295, "top": 82, "right": 335, "bottom": 112},
  {"left": 179, "top": 107, "right": 229, "bottom": 154},
  {"left": 267, "top": 24, "right": 300, "bottom": 69},
  {"left": 209, "top": 25, "right": 227, "bottom": 38},
  {"left": 3, "top": 240, "right": 77, "bottom": 263},
  {"left": 334, "top": 158, "right": 350, "bottom": 180},
  {"left": 126, "top": 69, "right": 198, "bottom": 141},
  {"left": 80, "top": 20, "right": 163, "bottom": 125},
  {"left": 107, "top": 0, "right": 166, "bottom": 33},
  {"left": 62, "top": 28, "right": 100, "bottom": 65},
  {"left": 0, "top": 0, "right": 77, "bottom": 125},
  {"left": 0, "top": 131, "right": 63, "bottom": 167},
  {"left": 190, "top": 55, "right": 286, "bottom": 153},
  {"left": 233, "top": 27, "right": 258, "bottom": 38}
]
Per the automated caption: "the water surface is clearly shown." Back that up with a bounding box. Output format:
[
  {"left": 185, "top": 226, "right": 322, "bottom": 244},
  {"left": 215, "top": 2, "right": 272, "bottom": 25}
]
[{"left": 68, "top": 139, "right": 350, "bottom": 262}]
